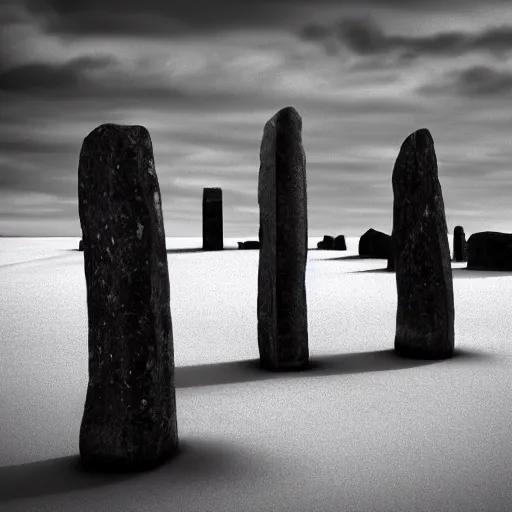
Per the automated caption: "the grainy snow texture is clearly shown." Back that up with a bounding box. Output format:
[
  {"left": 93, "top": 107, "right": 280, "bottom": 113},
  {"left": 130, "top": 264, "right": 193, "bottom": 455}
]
[{"left": 1, "top": 236, "right": 512, "bottom": 512}]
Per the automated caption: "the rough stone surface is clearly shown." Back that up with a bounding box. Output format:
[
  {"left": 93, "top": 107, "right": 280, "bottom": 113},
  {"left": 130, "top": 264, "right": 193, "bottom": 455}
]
[
  {"left": 257, "top": 106, "right": 308, "bottom": 371},
  {"left": 467, "top": 232, "right": 512, "bottom": 270},
  {"left": 79, "top": 239, "right": 84, "bottom": 251},
  {"left": 358, "top": 229, "right": 392, "bottom": 259},
  {"left": 453, "top": 226, "right": 467, "bottom": 262},
  {"left": 78, "top": 123, "right": 178, "bottom": 472},
  {"left": 392, "top": 128, "right": 454, "bottom": 359},
  {"left": 334, "top": 235, "right": 347, "bottom": 251},
  {"left": 202, "top": 188, "right": 223, "bottom": 251}
]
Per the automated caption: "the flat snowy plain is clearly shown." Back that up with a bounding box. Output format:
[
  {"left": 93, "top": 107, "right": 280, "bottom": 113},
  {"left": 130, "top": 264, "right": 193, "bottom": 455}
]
[{"left": 0, "top": 236, "right": 511, "bottom": 512}]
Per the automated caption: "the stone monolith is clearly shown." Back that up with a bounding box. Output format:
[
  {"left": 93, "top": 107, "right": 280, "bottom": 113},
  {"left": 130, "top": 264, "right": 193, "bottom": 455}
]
[
  {"left": 358, "top": 228, "right": 392, "bottom": 259},
  {"left": 467, "top": 231, "right": 512, "bottom": 270},
  {"left": 78, "top": 123, "right": 178, "bottom": 471},
  {"left": 202, "top": 188, "right": 223, "bottom": 250},
  {"left": 453, "top": 225, "right": 467, "bottom": 262},
  {"left": 334, "top": 235, "right": 347, "bottom": 251},
  {"left": 257, "top": 106, "right": 308, "bottom": 370},
  {"left": 391, "top": 128, "right": 454, "bottom": 359}
]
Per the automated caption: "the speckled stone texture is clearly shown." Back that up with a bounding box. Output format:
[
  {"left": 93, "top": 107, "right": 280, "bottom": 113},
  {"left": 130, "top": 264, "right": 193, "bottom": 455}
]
[
  {"left": 358, "top": 229, "right": 392, "bottom": 259},
  {"left": 334, "top": 235, "right": 347, "bottom": 251},
  {"left": 257, "top": 106, "right": 308, "bottom": 371},
  {"left": 392, "top": 128, "right": 454, "bottom": 359},
  {"left": 202, "top": 188, "right": 223, "bottom": 251},
  {"left": 453, "top": 225, "right": 467, "bottom": 262},
  {"left": 467, "top": 232, "right": 512, "bottom": 270},
  {"left": 78, "top": 123, "right": 178, "bottom": 472}
]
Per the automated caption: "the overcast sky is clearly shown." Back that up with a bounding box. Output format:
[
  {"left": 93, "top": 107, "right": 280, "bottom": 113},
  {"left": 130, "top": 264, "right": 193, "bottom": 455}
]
[{"left": 1, "top": 0, "right": 511, "bottom": 237}]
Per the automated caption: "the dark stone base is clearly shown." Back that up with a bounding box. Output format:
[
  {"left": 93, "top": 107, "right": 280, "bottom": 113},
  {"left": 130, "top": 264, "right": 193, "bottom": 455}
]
[
  {"left": 80, "top": 445, "right": 179, "bottom": 473},
  {"left": 259, "top": 356, "right": 310, "bottom": 372},
  {"left": 394, "top": 341, "right": 454, "bottom": 360}
]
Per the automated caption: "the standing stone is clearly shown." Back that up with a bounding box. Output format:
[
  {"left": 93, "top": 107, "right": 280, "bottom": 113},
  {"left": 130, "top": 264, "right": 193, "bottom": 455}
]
[
  {"left": 78, "top": 239, "right": 84, "bottom": 251},
  {"left": 257, "top": 106, "right": 308, "bottom": 371},
  {"left": 78, "top": 123, "right": 178, "bottom": 471},
  {"left": 392, "top": 128, "right": 454, "bottom": 359},
  {"left": 241, "top": 240, "right": 260, "bottom": 250},
  {"left": 334, "top": 235, "right": 347, "bottom": 251},
  {"left": 317, "top": 235, "right": 334, "bottom": 250},
  {"left": 202, "top": 188, "right": 223, "bottom": 251},
  {"left": 453, "top": 226, "right": 467, "bottom": 262},
  {"left": 358, "top": 228, "right": 392, "bottom": 259},
  {"left": 467, "top": 231, "right": 512, "bottom": 270}
]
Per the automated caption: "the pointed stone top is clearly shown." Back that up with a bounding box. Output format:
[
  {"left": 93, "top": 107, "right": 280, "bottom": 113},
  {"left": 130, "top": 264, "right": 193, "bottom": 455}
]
[
  {"left": 275, "top": 106, "right": 301, "bottom": 126},
  {"left": 402, "top": 128, "right": 434, "bottom": 152},
  {"left": 275, "top": 106, "right": 300, "bottom": 117}
]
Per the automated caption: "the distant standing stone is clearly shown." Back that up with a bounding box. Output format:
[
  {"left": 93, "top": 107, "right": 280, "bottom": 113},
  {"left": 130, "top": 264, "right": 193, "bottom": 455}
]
[
  {"left": 358, "top": 228, "right": 391, "bottom": 259},
  {"left": 258, "top": 106, "right": 308, "bottom": 370},
  {"left": 333, "top": 235, "right": 347, "bottom": 251},
  {"left": 202, "top": 188, "right": 223, "bottom": 251},
  {"left": 392, "top": 128, "right": 454, "bottom": 359},
  {"left": 317, "top": 235, "right": 334, "bottom": 250},
  {"left": 78, "top": 239, "right": 84, "bottom": 251},
  {"left": 240, "top": 240, "right": 260, "bottom": 250},
  {"left": 453, "top": 226, "right": 467, "bottom": 262},
  {"left": 78, "top": 123, "right": 178, "bottom": 471},
  {"left": 467, "top": 231, "right": 512, "bottom": 270}
]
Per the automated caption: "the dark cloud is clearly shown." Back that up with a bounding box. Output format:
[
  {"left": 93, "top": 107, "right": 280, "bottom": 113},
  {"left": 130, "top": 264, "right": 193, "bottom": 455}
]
[
  {"left": 0, "top": 55, "right": 113, "bottom": 91},
  {"left": 21, "top": 0, "right": 511, "bottom": 37},
  {"left": 301, "top": 17, "right": 512, "bottom": 60},
  {"left": 419, "top": 65, "right": 512, "bottom": 97},
  {"left": 0, "top": 55, "right": 256, "bottom": 110}
]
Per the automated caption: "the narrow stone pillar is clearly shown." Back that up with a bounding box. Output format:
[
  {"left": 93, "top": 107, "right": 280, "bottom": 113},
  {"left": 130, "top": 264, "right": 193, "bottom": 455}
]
[
  {"left": 453, "top": 225, "right": 467, "bottom": 262},
  {"left": 257, "top": 106, "right": 308, "bottom": 371},
  {"left": 391, "top": 128, "right": 454, "bottom": 359},
  {"left": 78, "top": 123, "right": 178, "bottom": 471},
  {"left": 202, "top": 188, "right": 223, "bottom": 250}
]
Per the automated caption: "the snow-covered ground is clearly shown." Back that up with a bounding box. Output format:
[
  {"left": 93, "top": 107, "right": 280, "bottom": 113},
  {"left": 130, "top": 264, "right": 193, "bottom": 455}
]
[{"left": 1, "top": 236, "right": 511, "bottom": 512}]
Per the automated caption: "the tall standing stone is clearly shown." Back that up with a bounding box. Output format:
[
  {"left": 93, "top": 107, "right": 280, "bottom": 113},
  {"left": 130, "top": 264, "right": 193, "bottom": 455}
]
[
  {"left": 202, "top": 188, "right": 223, "bottom": 251},
  {"left": 78, "top": 123, "right": 178, "bottom": 471},
  {"left": 391, "top": 128, "right": 454, "bottom": 359},
  {"left": 453, "top": 225, "right": 467, "bottom": 262},
  {"left": 257, "top": 106, "right": 308, "bottom": 371}
]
